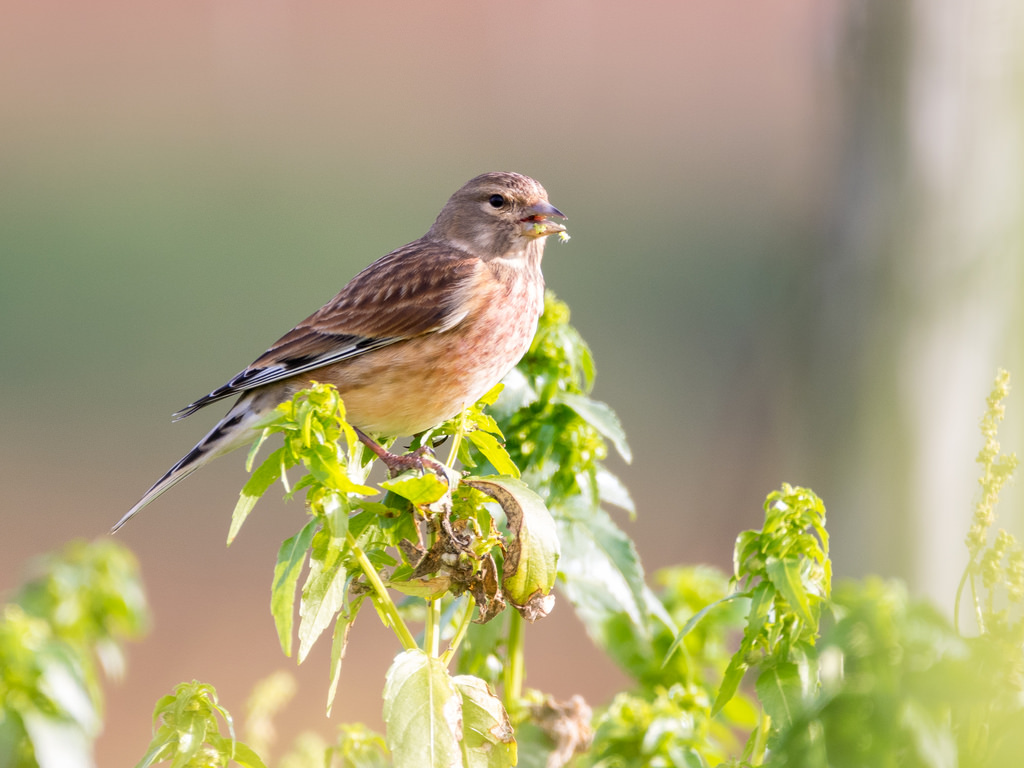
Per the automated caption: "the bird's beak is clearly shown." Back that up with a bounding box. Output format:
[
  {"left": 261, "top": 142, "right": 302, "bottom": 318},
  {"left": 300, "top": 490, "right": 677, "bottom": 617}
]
[{"left": 520, "top": 200, "right": 568, "bottom": 238}]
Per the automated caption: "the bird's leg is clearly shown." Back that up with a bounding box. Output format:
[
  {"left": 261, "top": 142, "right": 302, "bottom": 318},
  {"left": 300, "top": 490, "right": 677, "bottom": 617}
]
[{"left": 354, "top": 427, "right": 441, "bottom": 476}]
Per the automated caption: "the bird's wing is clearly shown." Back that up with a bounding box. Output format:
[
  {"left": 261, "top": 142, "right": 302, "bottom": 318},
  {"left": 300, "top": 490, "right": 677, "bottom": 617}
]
[{"left": 173, "top": 240, "right": 479, "bottom": 419}]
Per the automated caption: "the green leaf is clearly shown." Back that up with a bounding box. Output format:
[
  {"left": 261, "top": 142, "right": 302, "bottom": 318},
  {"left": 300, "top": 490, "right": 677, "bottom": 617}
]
[
  {"left": 230, "top": 447, "right": 287, "bottom": 544},
  {"left": 663, "top": 591, "right": 748, "bottom": 667},
  {"left": 136, "top": 682, "right": 266, "bottom": 768},
  {"left": 712, "top": 654, "right": 748, "bottom": 717},
  {"left": 229, "top": 494, "right": 261, "bottom": 547},
  {"left": 178, "top": 702, "right": 209, "bottom": 767},
  {"left": 554, "top": 392, "right": 632, "bottom": 463},
  {"left": 387, "top": 575, "right": 453, "bottom": 600},
  {"left": 319, "top": 491, "right": 350, "bottom": 540},
  {"left": 506, "top": 722, "right": 554, "bottom": 768},
  {"left": 298, "top": 541, "right": 349, "bottom": 663},
  {"left": 453, "top": 675, "right": 516, "bottom": 768},
  {"left": 595, "top": 465, "right": 635, "bottom": 516},
  {"left": 271, "top": 520, "right": 317, "bottom": 657},
  {"left": 476, "top": 382, "right": 506, "bottom": 407},
  {"left": 307, "top": 444, "right": 377, "bottom": 496},
  {"left": 555, "top": 500, "right": 649, "bottom": 638},
  {"left": 381, "top": 474, "right": 450, "bottom": 506},
  {"left": 742, "top": 581, "right": 776, "bottom": 655},
  {"left": 383, "top": 650, "right": 462, "bottom": 768},
  {"left": 134, "top": 737, "right": 173, "bottom": 768},
  {"left": 325, "top": 723, "right": 390, "bottom": 767},
  {"left": 245, "top": 427, "right": 272, "bottom": 472},
  {"left": 765, "top": 556, "right": 814, "bottom": 626},
  {"left": 464, "top": 476, "right": 560, "bottom": 620},
  {"left": 227, "top": 742, "right": 269, "bottom": 768},
  {"left": 466, "top": 430, "right": 521, "bottom": 478},
  {"left": 326, "top": 596, "right": 364, "bottom": 717},
  {"left": 754, "top": 662, "right": 802, "bottom": 732}
]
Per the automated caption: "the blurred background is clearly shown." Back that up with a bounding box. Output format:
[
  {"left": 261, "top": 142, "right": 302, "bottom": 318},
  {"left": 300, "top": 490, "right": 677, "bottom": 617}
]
[{"left": 2, "top": 1, "right": 1023, "bottom": 764}]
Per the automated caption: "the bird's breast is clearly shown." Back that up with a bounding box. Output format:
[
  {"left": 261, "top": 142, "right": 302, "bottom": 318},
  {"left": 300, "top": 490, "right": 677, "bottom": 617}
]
[{"left": 301, "top": 260, "right": 545, "bottom": 437}]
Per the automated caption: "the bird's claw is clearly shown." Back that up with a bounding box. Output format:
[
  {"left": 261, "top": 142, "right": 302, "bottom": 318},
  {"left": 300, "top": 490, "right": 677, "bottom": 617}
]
[
  {"left": 378, "top": 443, "right": 440, "bottom": 476},
  {"left": 354, "top": 427, "right": 447, "bottom": 478}
]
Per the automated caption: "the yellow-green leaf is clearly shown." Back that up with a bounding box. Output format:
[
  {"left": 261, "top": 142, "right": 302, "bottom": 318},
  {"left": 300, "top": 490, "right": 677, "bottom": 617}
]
[{"left": 383, "top": 650, "right": 461, "bottom": 768}]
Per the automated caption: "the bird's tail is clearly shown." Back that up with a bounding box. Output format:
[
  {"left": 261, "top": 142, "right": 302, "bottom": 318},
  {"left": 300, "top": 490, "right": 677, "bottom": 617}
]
[{"left": 112, "top": 399, "right": 264, "bottom": 532}]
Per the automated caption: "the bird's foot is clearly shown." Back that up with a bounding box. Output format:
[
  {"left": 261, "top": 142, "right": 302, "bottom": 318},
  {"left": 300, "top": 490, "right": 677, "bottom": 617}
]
[{"left": 354, "top": 428, "right": 444, "bottom": 476}]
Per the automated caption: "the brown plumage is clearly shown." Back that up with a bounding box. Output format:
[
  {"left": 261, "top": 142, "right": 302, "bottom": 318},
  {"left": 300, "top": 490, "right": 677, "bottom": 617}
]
[{"left": 113, "top": 172, "right": 566, "bottom": 531}]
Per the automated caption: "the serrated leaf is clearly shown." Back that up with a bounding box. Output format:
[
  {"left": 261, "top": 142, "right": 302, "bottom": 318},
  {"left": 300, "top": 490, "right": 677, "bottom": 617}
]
[
  {"left": 326, "top": 596, "right": 364, "bottom": 716},
  {"left": 765, "top": 556, "right": 814, "bottom": 626},
  {"left": 230, "top": 447, "right": 287, "bottom": 544},
  {"left": 492, "top": 368, "right": 536, "bottom": 419},
  {"left": 383, "top": 650, "right": 462, "bottom": 768},
  {"left": 298, "top": 544, "right": 349, "bottom": 663},
  {"left": 453, "top": 675, "right": 516, "bottom": 768},
  {"left": 553, "top": 392, "right": 632, "bottom": 463},
  {"left": 712, "top": 654, "right": 749, "bottom": 716},
  {"left": 229, "top": 495, "right": 261, "bottom": 547},
  {"left": 476, "top": 382, "right": 505, "bottom": 407},
  {"left": 755, "top": 662, "right": 802, "bottom": 732},
  {"left": 271, "top": 520, "right": 317, "bottom": 657},
  {"left": 595, "top": 466, "right": 635, "bottom": 516},
  {"left": 466, "top": 431, "right": 521, "bottom": 478},
  {"left": 555, "top": 501, "right": 649, "bottom": 639},
  {"left": 464, "top": 477, "right": 559, "bottom": 620},
  {"left": 381, "top": 474, "right": 450, "bottom": 506},
  {"left": 743, "top": 581, "right": 775, "bottom": 646},
  {"left": 307, "top": 444, "right": 376, "bottom": 495},
  {"left": 463, "top": 406, "right": 503, "bottom": 437}
]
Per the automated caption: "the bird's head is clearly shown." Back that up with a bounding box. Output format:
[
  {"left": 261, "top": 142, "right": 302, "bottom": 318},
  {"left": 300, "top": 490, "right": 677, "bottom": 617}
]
[{"left": 427, "top": 172, "right": 567, "bottom": 258}]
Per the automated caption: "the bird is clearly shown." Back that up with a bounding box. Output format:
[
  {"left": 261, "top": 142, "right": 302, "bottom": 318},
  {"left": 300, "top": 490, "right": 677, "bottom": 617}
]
[{"left": 112, "top": 172, "right": 567, "bottom": 532}]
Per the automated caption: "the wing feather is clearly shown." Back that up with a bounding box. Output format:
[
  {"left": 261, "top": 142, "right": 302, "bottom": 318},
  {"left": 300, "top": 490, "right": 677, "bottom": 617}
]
[{"left": 173, "top": 240, "right": 479, "bottom": 419}]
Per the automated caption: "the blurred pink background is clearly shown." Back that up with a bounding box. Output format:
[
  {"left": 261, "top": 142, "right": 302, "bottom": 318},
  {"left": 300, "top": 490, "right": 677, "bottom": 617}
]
[{"left": 4, "top": 2, "right": 1021, "bottom": 765}]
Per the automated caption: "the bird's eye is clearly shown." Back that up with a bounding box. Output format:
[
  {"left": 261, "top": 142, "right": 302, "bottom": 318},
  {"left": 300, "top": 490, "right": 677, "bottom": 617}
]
[{"left": 488, "top": 194, "right": 506, "bottom": 208}]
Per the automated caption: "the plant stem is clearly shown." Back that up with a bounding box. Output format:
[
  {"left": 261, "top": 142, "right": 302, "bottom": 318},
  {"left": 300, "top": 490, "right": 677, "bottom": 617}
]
[
  {"left": 346, "top": 532, "right": 418, "bottom": 651},
  {"left": 750, "top": 708, "right": 772, "bottom": 765},
  {"left": 504, "top": 610, "right": 525, "bottom": 710},
  {"left": 418, "top": 418, "right": 467, "bottom": 657},
  {"left": 954, "top": 563, "right": 971, "bottom": 634},
  {"left": 969, "top": 571, "right": 986, "bottom": 634},
  {"left": 446, "top": 411, "right": 468, "bottom": 468},
  {"left": 425, "top": 596, "right": 441, "bottom": 657},
  {"left": 441, "top": 596, "right": 476, "bottom": 665}
]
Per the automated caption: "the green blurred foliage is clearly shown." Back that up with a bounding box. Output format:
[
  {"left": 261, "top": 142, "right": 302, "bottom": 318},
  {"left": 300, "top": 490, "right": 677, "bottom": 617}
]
[
  {"left": 0, "top": 540, "right": 148, "bottom": 768},
  {"left": 768, "top": 578, "right": 1024, "bottom": 768},
  {"left": 136, "top": 681, "right": 265, "bottom": 768}
]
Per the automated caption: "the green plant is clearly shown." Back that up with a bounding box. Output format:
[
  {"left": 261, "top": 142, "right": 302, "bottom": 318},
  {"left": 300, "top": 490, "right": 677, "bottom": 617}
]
[
  {"left": 130, "top": 331, "right": 1024, "bottom": 767},
  {"left": 136, "top": 682, "right": 266, "bottom": 768},
  {"left": 5, "top": 300, "right": 1024, "bottom": 768},
  {"left": 579, "top": 372, "right": 1024, "bottom": 768},
  {"left": 0, "top": 540, "right": 148, "bottom": 768},
  {"left": 135, "top": 292, "right": 641, "bottom": 767}
]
